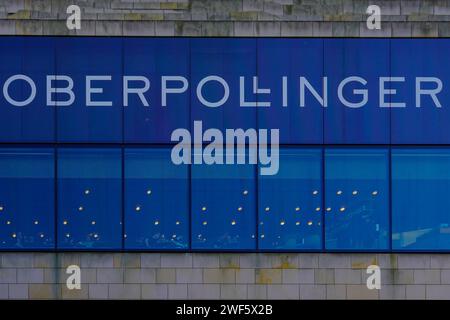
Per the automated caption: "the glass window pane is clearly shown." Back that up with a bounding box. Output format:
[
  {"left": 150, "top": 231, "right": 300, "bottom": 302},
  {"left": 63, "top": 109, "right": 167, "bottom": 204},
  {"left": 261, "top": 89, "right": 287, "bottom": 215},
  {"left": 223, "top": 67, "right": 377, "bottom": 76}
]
[
  {"left": 191, "top": 148, "right": 256, "bottom": 250},
  {"left": 392, "top": 148, "right": 450, "bottom": 250},
  {"left": 56, "top": 38, "right": 122, "bottom": 142},
  {"left": 259, "top": 148, "right": 322, "bottom": 250},
  {"left": 124, "top": 148, "right": 189, "bottom": 249},
  {"left": 0, "top": 148, "right": 55, "bottom": 249},
  {"left": 325, "top": 148, "right": 389, "bottom": 250},
  {"left": 57, "top": 148, "right": 122, "bottom": 249}
]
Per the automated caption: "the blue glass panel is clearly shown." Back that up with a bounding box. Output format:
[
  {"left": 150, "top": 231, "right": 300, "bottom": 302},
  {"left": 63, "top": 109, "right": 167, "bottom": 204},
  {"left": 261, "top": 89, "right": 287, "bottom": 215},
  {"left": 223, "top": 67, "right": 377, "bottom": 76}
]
[
  {"left": 123, "top": 39, "right": 190, "bottom": 143},
  {"left": 391, "top": 40, "right": 450, "bottom": 144},
  {"left": 325, "top": 148, "right": 389, "bottom": 250},
  {"left": 124, "top": 148, "right": 189, "bottom": 249},
  {"left": 56, "top": 38, "right": 122, "bottom": 142},
  {"left": 392, "top": 148, "right": 450, "bottom": 250},
  {"left": 0, "top": 37, "right": 55, "bottom": 142},
  {"left": 57, "top": 148, "right": 122, "bottom": 249},
  {"left": 190, "top": 38, "right": 256, "bottom": 132},
  {"left": 324, "top": 39, "right": 390, "bottom": 144},
  {"left": 257, "top": 39, "right": 323, "bottom": 144},
  {"left": 191, "top": 148, "right": 256, "bottom": 250},
  {"left": 259, "top": 148, "right": 322, "bottom": 250},
  {"left": 0, "top": 148, "right": 54, "bottom": 249}
]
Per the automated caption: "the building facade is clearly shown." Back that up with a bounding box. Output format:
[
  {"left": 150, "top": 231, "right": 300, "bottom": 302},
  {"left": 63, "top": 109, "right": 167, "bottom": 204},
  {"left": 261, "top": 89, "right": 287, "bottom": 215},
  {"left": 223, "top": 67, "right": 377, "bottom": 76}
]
[{"left": 1, "top": 0, "right": 450, "bottom": 300}]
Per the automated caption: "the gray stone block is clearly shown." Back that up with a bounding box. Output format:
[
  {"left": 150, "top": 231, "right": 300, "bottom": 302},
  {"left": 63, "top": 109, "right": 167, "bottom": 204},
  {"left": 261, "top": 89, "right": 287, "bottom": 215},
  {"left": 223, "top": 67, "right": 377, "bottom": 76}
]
[
  {"left": 156, "top": 269, "right": 176, "bottom": 284},
  {"left": 97, "top": 269, "right": 124, "bottom": 284},
  {"left": 268, "top": 284, "right": 299, "bottom": 299},
  {"left": 326, "top": 284, "right": 346, "bottom": 299},
  {"left": 256, "top": 21, "right": 281, "bottom": 36},
  {"left": 142, "top": 284, "right": 168, "bottom": 299},
  {"left": 203, "top": 269, "right": 235, "bottom": 284},
  {"left": 397, "top": 255, "right": 431, "bottom": 269},
  {"left": 17, "top": 269, "right": 44, "bottom": 284},
  {"left": 89, "top": 284, "right": 108, "bottom": 299},
  {"left": 220, "top": 284, "right": 247, "bottom": 299},
  {"left": 155, "top": 21, "right": 175, "bottom": 36},
  {"left": 0, "top": 284, "right": 8, "bottom": 299},
  {"left": 282, "top": 269, "right": 315, "bottom": 284},
  {"left": 0, "top": 20, "right": 15, "bottom": 34},
  {"left": 176, "top": 269, "right": 202, "bottom": 283},
  {"left": 123, "top": 21, "right": 155, "bottom": 35},
  {"left": 426, "top": 285, "right": 450, "bottom": 300},
  {"left": 193, "top": 254, "right": 220, "bottom": 268},
  {"left": 281, "top": 21, "right": 313, "bottom": 36},
  {"left": 335, "top": 269, "right": 362, "bottom": 285},
  {"left": 80, "top": 254, "right": 114, "bottom": 268},
  {"left": 299, "top": 284, "right": 326, "bottom": 299},
  {"left": 0, "top": 269, "right": 16, "bottom": 284},
  {"left": 412, "top": 22, "right": 438, "bottom": 37},
  {"left": 314, "top": 269, "right": 334, "bottom": 284},
  {"left": 8, "top": 284, "right": 28, "bottom": 299},
  {"left": 108, "top": 284, "right": 140, "bottom": 300},
  {"left": 236, "top": 269, "right": 255, "bottom": 284},
  {"left": 247, "top": 284, "right": 267, "bottom": 299},
  {"left": 346, "top": 285, "right": 379, "bottom": 300},
  {"left": 414, "top": 269, "right": 440, "bottom": 284},
  {"left": 406, "top": 284, "right": 426, "bottom": 299},
  {"left": 168, "top": 284, "right": 188, "bottom": 299},
  {"left": 319, "top": 254, "right": 351, "bottom": 269},
  {"left": 161, "top": 254, "right": 193, "bottom": 268},
  {"left": 96, "top": 21, "right": 123, "bottom": 35},
  {"left": 380, "top": 285, "right": 406, "bottom": 299},
  {"left": 187, "top": 284, "right": 220, "bottom": 299},
  {"left": 141, "top": 253, "right": 161, "bottom": 268},
  {"left": 2, "top": 254, "right": 33, "bottom": 268},
  {"left": 124, "top": 269, "right": 156, "bottom": 284}
]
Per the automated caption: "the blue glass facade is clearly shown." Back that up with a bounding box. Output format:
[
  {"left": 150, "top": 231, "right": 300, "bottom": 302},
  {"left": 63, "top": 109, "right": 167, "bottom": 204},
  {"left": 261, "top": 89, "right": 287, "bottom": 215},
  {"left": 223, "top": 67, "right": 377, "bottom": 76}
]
[{"left": 1, "top": 37, "right": 450, "bottom": 252}]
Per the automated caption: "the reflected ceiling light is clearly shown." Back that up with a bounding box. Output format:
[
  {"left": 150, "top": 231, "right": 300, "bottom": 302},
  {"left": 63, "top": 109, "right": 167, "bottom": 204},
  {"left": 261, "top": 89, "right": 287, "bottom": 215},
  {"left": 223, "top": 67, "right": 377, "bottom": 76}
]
[
  {"left": 231, "top": 220, "right": 236, "bottom": 225},
  {"left": 91, "top": 221, "right": 96, "bottom": 225},
  {"left": 326, "top": 207, "right": 331, "bottom": 212},
  {"left": 78, "top": 206, "right": 84, "bottom": 212},
  {"left": 280, "top": 220, "right": 285, "bottom": 226},
  {"left": 84, "top": 189, "right": 90, "bottom": 195},
  {"left": 135, "top": 206, "right": 141, "bottom": 212},
  {"left": 337, "top": 190, "right": 342, "bottom": 195},
  {"left": 313, "top": 190, "right": 319, "bottom": 195},
  {"left": 40, "top": 233, "right": 44, "bottom": 238},
  {"left": 0, "top": 206, "right": 4, "bottom": 211},
  {"left": 242, "top": 190, "right": 248, "bottom": 196},
  {"left": 93, "top": 234, "right": 98, "bottom": 238},
  {"left": 315, "top": 207, "right": 320, "bottom": 212},
  {"left": 295, "top": 207, "right": 300, "bottom": 212},
  {"left": 372, "top": 191, "right": 378, "bottom": 196},
  {"left": 66, "top": 233, "right": 70, "bottom": 238},
  {"left": 265, "top": 207, "right": 270, "bottom": 212},
  {"left": 307, "top": 221, "right": 313, "bottom": 226},
  {"left": 260, "top": 234, "right": 265, "bottom": 239},
  {"left": 352, "top": 190, "right": 358, "bottom": 195},
  {"left": 296, "top": 221, "right": 300, "bottom": 226},
  {"left": 146, "top": 189, "right": 152, "bottom": 195},
  {"left": 340, "top": 207, "right": 346, "bottom": 212},
  {"left": 237, "top": 206, "right": 243, "bottom": 212},
  {"left": 154, "top": 220, "right": 159, "bottom": 225},
  {"left": 172, "top": 234, "right": 176, "bottom": 238},
  {"left": 63, "top": 220, "right": 68, "bottom": 225},
  {"left": 12, "top": 233, "right": 16, "bottom": 238},
  {"left": 176, "top": 221, "right": 180, "bottom": 225},
  {"left": 6, "top": 221, "right": 11, "bottom": 225},
  {"left": 34, "top": 221, "right": 39, "bottom": 225},
  {"left": 202, "top": 207, "right": 207, "bottom": 212},
  {"left": 202, "top": 221, "right": 207, "bottom": 226}
]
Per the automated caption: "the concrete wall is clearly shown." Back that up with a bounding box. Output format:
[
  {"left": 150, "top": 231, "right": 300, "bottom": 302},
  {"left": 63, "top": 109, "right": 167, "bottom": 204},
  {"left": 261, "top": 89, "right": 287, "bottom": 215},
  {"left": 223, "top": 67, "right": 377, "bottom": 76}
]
[
  {"left": 0, "top": 0, "right": 449, "bottom": 37},
  {"left": 1, "top": 0, "right": 450, "bottom": 300},
  {"left": 2, "top": 253, "right": 450, "bottom": 299}
]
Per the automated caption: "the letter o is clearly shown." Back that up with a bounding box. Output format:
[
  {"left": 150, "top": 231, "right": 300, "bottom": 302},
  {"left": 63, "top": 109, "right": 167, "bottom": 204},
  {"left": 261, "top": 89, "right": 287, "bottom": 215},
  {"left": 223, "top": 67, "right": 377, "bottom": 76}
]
[
  {"left": 3, "top": 75, "right": 36, "bottom": 107},
  {"left": 196, "top": 76, "right": 229, "bottom": 108}
]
